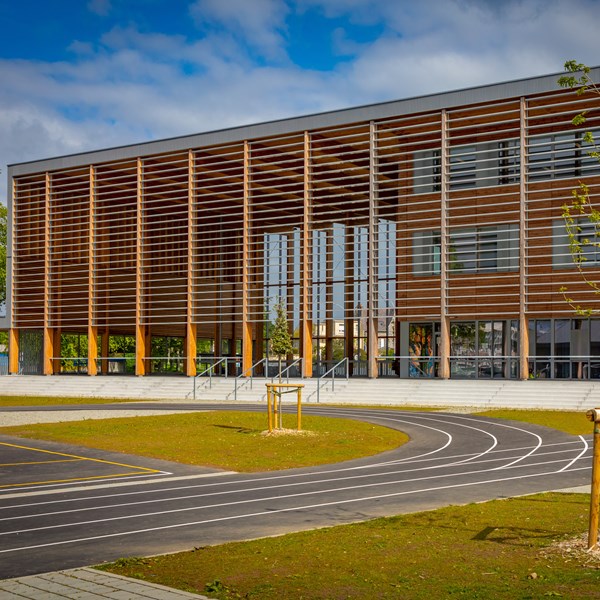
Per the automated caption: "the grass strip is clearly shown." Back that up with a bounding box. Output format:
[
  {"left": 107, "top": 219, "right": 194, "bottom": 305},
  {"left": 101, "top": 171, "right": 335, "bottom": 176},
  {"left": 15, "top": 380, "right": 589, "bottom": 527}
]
[
  {"left": 0, "top": 395, "right": 140, "bottom": 407},
  {"left": 0, "top": 411, "right": 408, "bottom": 472},
  {"left": 474, "top": 409, "right": 592, "bottom": 436},
  {"left": 98, "top": 492, "right": 599, "bottom": 599}
]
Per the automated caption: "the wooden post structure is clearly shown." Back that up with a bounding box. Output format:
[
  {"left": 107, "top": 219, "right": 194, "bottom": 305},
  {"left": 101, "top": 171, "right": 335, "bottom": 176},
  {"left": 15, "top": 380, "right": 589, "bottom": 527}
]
[
  {"left": 439, "top": 109, "right": 451, "bottom": 379},
  {"left": 8, "top": 329, "right": 19, "bottom": 374},
  {"left": 101, "top": 327, "right": 109, "bottom": 375},
  {"left": 242, "top": 141, "right": 253, "bottom": 376},
  {"left": 368, "top": 121, "right": 379, "bottom": 379},
  {"left": 135, "top": 157, "right": 147, "bottom": 376},
  {"left": 265, "top": 383, "right": 304, "bottom": 432},
  {"left": 302, "top": 131, "right": 313, "bottom": 377},
  {"left": 88, "top": 165, "right": 98, "bottom": 376},
  {"left": 186, "top": 149, "right": 197, "bottom": 377},
  {"left": 519, "top": 96, "right": 530, "bottom": 380},
  {"left": 344, "top": 227, "right": 354, "bottom": 375},
  {"left": 43, "top": 171, "right": 54, "bottom": 375},
  {"left": 586, "top": 408, "right": 600, "bottom": 550}
]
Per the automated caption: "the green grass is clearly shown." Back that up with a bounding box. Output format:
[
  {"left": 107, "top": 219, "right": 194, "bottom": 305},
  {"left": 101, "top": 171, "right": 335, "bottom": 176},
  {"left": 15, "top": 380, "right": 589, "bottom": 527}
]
[
  {"left": 98, "top": 492, "right": 599, "bottom": 599},
  {"left": 0, "top": 411, "right": 408, "bottom": 472},
  {"left": 474, "top": 409, "right": 592, "bottom": 436},
  {"left": 0, "top": 395, "right": 140, "bottom": 406}
]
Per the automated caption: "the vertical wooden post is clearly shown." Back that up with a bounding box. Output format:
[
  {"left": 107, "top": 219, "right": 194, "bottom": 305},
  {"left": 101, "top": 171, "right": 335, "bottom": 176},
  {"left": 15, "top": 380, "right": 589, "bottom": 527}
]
[
  {"left": 368, "top": 121, "right": 379, "bottom": 379},
  {"left": 8, "top": 179, "right": 18, "bottom": 375},
  {"left": 53, "top": 328, "right": 61, "bottom": 374},
  {"left": 88, "top": 165, "right": 98, "bottom": 376},
  {"left": 344, "top": 226, "right": 354, "bottom": 374},
  {"left": 267, "top": 385, "right": 273, "bottom": 432},
  {"left": 519, "top": 96, "right": 530, "bottom": 380},
  {"left": 8, "top": 329, "right": 19, "bottom": 374},
  {"left": 439, "top": 110, "right": 451, "bottom": 379},
  {"left": 101, "top": 327, "right": 109, "bottom": 374},
  {"left": 186, "top": 149, "right": 197, "bottom": 377},
  {"left": 43, "top": 171, "right": 54, "bottom": 375},
  {"left": 586, "top": 409, "right": 600, "bottom": 550},
  {"left": 297, "top": 385, "right": 302, "bottom": 431},
  {"left": 325, "top": 229, "right": 334, "bottom": 363},
  {"left": 135, "top": 157, "right": 146, "bottom": 376},
  {"left": 242, "top": 141, "right": 253, "bottom": 376},
  {"left": 302, "top": 131, "right": 313, "bottom": 377}
]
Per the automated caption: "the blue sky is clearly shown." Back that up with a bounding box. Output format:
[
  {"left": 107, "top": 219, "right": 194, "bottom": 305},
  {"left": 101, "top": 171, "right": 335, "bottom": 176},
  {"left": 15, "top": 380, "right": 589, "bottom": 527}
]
[{"left": 2, "top": 0, "right": 600, "bottom": 203}]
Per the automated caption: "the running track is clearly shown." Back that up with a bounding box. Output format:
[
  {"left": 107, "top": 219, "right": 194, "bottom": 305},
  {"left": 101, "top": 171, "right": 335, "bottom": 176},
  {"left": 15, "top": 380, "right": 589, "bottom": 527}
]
[{"left": 0, "top": 404, "right": 593, "bottom": 578}]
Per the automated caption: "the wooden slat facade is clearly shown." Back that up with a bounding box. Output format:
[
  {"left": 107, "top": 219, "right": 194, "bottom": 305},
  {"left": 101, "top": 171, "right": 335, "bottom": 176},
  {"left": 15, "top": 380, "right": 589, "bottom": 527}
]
[{"left": 8, "top": 82, "right": 600, "bottom": 379}]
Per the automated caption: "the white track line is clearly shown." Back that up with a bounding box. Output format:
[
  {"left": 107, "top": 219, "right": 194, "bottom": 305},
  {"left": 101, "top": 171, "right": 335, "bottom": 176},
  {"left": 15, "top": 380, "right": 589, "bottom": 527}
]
[{"left": 0, "top": 465, "right": 590, "bottom": 555}]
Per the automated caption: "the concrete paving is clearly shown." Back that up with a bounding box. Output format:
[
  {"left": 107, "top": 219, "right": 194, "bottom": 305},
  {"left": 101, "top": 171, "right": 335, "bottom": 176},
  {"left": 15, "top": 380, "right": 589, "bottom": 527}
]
[{"left": 0, "top": 567, "right": 215, "bottom": 599}]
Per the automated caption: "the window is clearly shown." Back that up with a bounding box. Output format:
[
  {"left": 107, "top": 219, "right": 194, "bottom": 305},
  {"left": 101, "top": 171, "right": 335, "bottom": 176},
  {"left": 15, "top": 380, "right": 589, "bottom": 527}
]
[
  {"left": 449, "top": 145, "right": 477, "bottom": 189},
  {"left": 413, "top": 231, "right": 441, "bottom": 275},
  {"left": 553, "top": 218, "right": 600, "bottom": 268},
  {"left": 413, "top": 224, "right": 518, "bottom": 275},
  {"left": 528, "top": 130, "right": 600, "bottom": 181},
  {"left": 577, "top": 220, "right": 600, "bottom": 265},
  {"left": 413, "top": 139, "right": 520, "bottom": 194},
  {"left": 412, "top": 149, "right": 441, "bottom": 194},
  {"left": 450, "top": 224, "right": 519, "bottom": 273}
]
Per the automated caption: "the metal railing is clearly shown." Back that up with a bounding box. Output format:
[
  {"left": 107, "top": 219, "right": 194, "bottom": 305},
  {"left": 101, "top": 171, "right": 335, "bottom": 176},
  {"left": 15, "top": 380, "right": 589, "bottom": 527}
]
[
  {"left": 193, "top": 357, "right": 229, "bottom": 401},
  {"left": 272, "top": 358, "right": 303, "bottom": 383},
  {"left": 314, "top": 357, "right": 348, "bottom": 403},
  {"left": 233, "top": 358, "right": 267, "bottom": 401}
]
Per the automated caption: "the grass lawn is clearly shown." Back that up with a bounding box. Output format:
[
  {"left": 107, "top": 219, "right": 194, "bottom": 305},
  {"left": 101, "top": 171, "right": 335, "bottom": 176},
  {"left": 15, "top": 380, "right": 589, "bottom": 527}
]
[
  {"left": 474, "top": 409, "right": 592, "bottom": 436},
  {"left": 0, "top": 395, "right": 140, "bottom": 407},
  {"left": 0, "top": 411, "right": 408, "bottom": 472},
  {"left": 99, "top": 492, "right": 599, "bottom": 599}
]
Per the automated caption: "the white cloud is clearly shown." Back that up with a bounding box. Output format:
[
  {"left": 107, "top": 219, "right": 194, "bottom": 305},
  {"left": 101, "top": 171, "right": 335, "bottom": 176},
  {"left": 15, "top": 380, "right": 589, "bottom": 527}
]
[
  {"left": 189, "top": 0, "right": 289, "bottom": 60},
  {"left": 2, "top": 0, "right": 600, "bottom": 207}
]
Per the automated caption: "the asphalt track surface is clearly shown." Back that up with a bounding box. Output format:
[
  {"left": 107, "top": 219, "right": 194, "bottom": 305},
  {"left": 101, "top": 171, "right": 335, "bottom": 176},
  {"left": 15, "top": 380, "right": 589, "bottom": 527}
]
[{"left": 0, "top": 403, "right": 593, "bottom": 579}]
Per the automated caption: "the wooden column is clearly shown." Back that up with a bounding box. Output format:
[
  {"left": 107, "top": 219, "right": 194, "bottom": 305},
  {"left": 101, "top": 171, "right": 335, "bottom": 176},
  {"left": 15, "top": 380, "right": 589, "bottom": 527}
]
[
  {"left": 43, "top": 172, "right": 54, "bottom": 375},
  {"left": 88, "top": 165, "right": 98, "bottom": 376},
  {"left": 135, "top": 157, "right": 147, "bottom": 376},
  {"left": 214, "top": 220, "right": 223, "bottom": 367},
  {"left": 325, "top": 229, "right": 334, "bottom": 363},
  {"left": 519, "top": 96, "right": 530, "bottom": 380},
  {"left": 186, "top": 149, "right": 197, "bottom": 377},
  {"left": 8, "top": 329, "right": 19, "bottom": 374},
  {"left": 344, "top": 226, "right": 354, "bottom": 374},
  {"left": 242, "top": 141, "right": 253, "bottom": 375},
  {"left": 101, "top": 327, "right": 109, "bottom": 374},
  {"left": 52, "top": 328, "right": 61, "bottom": 374},
  {"left": 302, "top": 131, "right": 313, "bottom": 377},
  {"left": 439, "top": 110, "right": 451, "bottom": 379},
  {"left": 368, "top": 121, "right": 379, "bottom": 378},
  {"left": 254, "top": 233, "right": 265, "bottom": 372}
]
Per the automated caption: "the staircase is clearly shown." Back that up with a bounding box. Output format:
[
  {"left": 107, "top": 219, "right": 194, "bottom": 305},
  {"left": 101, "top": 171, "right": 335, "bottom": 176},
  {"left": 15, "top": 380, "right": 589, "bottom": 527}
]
[{"left": 1, "top": 375, "right": 599, "bottom": 411}]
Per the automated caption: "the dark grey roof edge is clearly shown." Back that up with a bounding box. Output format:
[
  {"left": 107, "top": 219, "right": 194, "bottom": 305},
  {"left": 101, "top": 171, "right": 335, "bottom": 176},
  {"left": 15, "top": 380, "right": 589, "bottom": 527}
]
[{"left": 8, "top": 66, "right": 600, "bottom": 177}]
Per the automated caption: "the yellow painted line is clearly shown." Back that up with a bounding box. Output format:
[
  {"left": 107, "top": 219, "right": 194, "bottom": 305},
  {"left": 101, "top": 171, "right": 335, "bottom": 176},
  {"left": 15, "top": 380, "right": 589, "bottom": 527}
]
[
  {"left": 0, "top": 471, "right": 161, "bottom": 489},
  {"left": 0, "top": 442, "right": 160, "bottom": 473},
  {"left": 0, "top": 459, "right": 82, "bottom": 467}
]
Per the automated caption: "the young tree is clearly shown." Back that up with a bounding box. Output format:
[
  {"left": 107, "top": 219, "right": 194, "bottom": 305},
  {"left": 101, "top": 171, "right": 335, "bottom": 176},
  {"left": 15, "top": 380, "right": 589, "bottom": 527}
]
[
  {"left": 270, "top": 297, "right": 293, "bottom": 382},
  {"left": 558, "top": 61, "right": 600, "bottom": 315}
]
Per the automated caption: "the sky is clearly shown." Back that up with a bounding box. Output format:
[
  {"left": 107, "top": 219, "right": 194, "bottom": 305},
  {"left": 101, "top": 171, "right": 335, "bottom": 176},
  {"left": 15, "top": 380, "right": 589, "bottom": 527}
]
[{"left": 2, "top": 0, "right": 600, "bottom": 204}]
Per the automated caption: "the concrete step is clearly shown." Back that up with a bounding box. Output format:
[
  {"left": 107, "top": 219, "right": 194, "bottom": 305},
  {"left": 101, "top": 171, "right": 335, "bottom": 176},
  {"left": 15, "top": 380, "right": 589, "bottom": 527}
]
[{"left": 1, "top": 375, "right": 600, "bottom": 411}]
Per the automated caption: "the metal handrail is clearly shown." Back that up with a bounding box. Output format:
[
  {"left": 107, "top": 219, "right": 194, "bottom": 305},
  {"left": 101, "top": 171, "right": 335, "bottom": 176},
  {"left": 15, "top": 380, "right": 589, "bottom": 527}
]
[
  {"left": 193, "top": 357, "right": 229, "bottom": 401},
  {"left": 234, "top": 358, "right": 267, "bottom": 401},
  {"left": 272, "top": 358, "right": 303, "bottom": 383},
  {"left": 315, "top": 357, "right": 348, "bottom": 403}
]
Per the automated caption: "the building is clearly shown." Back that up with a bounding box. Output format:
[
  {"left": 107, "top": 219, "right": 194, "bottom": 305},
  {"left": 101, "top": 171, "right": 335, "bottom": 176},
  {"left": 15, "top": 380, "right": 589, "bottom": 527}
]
[{"left": 4, "top": 68, "right": 600, "bottom": 380}]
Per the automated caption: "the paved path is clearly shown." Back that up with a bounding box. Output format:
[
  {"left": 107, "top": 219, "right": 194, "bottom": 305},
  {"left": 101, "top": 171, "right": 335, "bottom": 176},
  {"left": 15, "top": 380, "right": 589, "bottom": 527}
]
[{"left": 0, "top": 567, "right": 213, "bottom": 599}]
